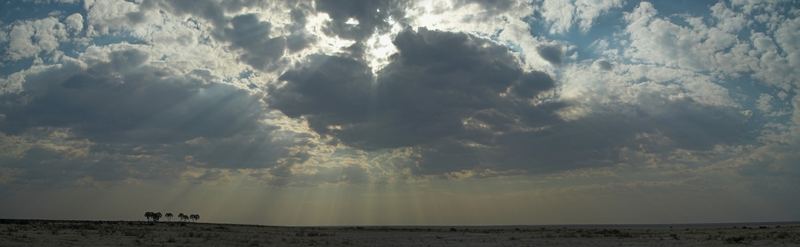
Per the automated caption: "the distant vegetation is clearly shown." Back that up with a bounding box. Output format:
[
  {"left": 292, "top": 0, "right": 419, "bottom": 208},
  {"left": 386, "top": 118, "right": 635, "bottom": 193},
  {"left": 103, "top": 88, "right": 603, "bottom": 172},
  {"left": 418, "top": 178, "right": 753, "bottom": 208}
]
[{"left": 144, "top": 211, "right": 199, "bottom": 223}]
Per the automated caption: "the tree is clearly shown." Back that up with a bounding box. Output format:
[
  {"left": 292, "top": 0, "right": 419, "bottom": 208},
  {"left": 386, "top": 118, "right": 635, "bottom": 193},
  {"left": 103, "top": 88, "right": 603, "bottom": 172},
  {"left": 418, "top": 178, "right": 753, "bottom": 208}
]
[
  {"left": 165, "top": 213, "right": 174, "bottom": 221},
  {"left": 152, "top": 212, "right": 163, "bottom": 222},
  {"left": 144, "top": 211, "right": 164, "bottom": 223},
  {"left": 178, "top": 213, "right": 189, "bottom": 222},
  {"left": 189, "top": 214, "right": 200, "bottom": 222}
]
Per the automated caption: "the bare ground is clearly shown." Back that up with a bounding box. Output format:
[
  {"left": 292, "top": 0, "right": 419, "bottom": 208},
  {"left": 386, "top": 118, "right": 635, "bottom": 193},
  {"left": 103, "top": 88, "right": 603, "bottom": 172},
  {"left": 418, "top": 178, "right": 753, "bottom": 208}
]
[{"left": 1, "top": 219, "right": 799, "bottom": 246}]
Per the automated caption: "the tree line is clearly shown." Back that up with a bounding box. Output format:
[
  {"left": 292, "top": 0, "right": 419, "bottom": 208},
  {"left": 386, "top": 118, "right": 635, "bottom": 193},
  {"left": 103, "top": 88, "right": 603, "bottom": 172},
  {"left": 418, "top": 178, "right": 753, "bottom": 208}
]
[{"left": 144, "top": 211, "right": 200, "bottom": 222}]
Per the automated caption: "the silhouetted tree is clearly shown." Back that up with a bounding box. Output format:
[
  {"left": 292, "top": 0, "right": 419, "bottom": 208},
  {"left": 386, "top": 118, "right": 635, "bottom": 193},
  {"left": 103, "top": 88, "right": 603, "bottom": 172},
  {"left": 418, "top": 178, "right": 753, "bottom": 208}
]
[
  {"left": 165, "top": 213, "right": 173, "bottom": 221},
  {"left": 190, "top": 214, "right": 200, "bottom": 222},
  {"left": 178, "top": 213, "right": 189, "bottom": 222},
  {"left": 144, "top": 211, "right": 164, "bottom": 223},
  {"left": 153, "top": 212, "right": 163, "bottom": 222}
]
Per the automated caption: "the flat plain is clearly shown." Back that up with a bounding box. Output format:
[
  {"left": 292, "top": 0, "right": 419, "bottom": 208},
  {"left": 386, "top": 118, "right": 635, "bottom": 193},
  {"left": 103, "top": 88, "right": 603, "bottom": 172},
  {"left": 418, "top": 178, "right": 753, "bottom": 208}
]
[{"left": 1, "top": 219, "right": 799, "bottom": 246}]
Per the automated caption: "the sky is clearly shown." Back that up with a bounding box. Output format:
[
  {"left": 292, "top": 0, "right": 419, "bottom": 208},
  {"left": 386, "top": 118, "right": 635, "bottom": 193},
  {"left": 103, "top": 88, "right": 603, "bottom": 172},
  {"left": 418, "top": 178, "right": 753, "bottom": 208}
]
[{"left": 0, "top": 0, "right": 799, "bottom": 226}]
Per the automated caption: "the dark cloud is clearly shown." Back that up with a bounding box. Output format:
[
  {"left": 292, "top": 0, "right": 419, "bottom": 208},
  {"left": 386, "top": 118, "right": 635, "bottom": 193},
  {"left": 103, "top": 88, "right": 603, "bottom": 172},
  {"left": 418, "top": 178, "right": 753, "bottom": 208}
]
[
  {"left": 286, "top": 7, "right": 315, "bottom": 52},
  {"left": 270, "top": 54, "right": 374, "bottom": 124},
  {"left": 270, "top": 28, "right": 754, "bottom": 175},
  {"left": 271, "top": 28, "right": 563, "bottom": 172},
  {"left": 2, "top": 50, "right": 262, "bottom": 143},
  {"left": 490, "top": 101, "right": 749, "bottom": 172},
  {"left": 224, "top": 14, "right": 286, "bottom": 70},
  {"left": 645, "top": 100, "right": 751, "bottom": 149},
  {"left": 537, "top": 44, "right": 562, "bottom": 64},
  {"left": 0, "top": 48, "right": 305, "bottom": 185}
]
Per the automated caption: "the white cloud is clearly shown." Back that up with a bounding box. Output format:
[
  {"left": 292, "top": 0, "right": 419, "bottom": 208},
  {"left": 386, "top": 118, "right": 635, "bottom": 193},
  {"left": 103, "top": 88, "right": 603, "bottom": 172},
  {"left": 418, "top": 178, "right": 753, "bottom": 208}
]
[
  {"left": 709, "top": 2, "right": 748, "bottom": 33},
  {"left": 64, "top": 13, "right": 83, "bottom": 34},
  {"left": 561, "top": 61, "right": 739, "bottom": 115},
  {"left": 540, "top": 0, "right": 575, "bottom": 34},
  {"left": 623, "top": 2, "right": 712, "bottom": 70},
  {"left": 539, "top": 0, "right": 626, "bottom": 34},
  {"left": 573, "top": 0, "right": 626, "bottom": 31},
  {"left": 84, "top": 0, "right": 139, "bottom": 37},
  {"left": 621, "top": 1, "right": 800, "bottom": 92},
  {"left": 624, "top": 2, "right": 746, "bottom": 71},
  {"left": 774, "top": 16, "right": 800, "bottom": 69},
  {"left": 5, "top": 17, "right": 68, "bottom": 61}
]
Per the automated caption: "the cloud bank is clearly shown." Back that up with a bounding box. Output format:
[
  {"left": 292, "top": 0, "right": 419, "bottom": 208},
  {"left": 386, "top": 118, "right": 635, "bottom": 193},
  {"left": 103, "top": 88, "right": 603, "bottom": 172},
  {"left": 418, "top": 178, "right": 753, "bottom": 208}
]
[{"left": 0, "top": 1, "right": 796, "bottom": 204}]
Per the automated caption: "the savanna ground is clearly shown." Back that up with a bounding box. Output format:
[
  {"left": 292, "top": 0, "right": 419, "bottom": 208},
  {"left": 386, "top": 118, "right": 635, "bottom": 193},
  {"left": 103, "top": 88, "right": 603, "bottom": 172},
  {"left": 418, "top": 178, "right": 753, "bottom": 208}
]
[{"left": 1, "top": 219, "right": 799, "bottom": 246}]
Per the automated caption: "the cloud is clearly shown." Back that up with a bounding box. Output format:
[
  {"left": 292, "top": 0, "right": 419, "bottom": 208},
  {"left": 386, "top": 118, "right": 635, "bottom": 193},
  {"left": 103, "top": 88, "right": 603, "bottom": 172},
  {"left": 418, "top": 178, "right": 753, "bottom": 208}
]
[
  {"left": 538, "top": 0, "right": 626, "bottom": 34},
  {"left": 64, "top": 13, "right": 83, "bottom": 34},
  {"left": 271, "top": 28, "right": 567, "bottom": 173},
  {"left": 611, "top": 0, "right": 800, "bottom": 146},
  {"left": 0, "top": 46, "right": 307, "bottom": 185},
  {"left": 623, "top": 2, "right": 733, "bottom": 71},
  {"left": 271, "top": 26, "right": 757, "bottom": 175},
  {"left": 593, "top": 59, "right": 612, "bottom": 70},
  {"left": 5, "top": 16, "right": 68, "bottom": 61},
  {"left": 224, "top": 14, "right": 286, "bottom": 71},
  {"left": 138, "top": 1, "right": 314, "bottom": 72},
  {"left": 454, "top": 0, "right": 518, "bottom": 13},
  {"left": 557, "top": 58, "right": 758, "bottom": 156},
  {"left": 84, "top": 0, "right": 139, "bottom": 36},
  {"left": 537, "top": 44, "right": 562, "bottom": 65},
  {"left": 2, "top": 49, "right": 260, "bottom": 143},
  {"left": 620, "top": 1, "right": 800, "bottom": 93},
  {"left": 314, "top": 0, "right": 405, "bottom": 41},
  {"left": 0, "top": 0, "right": 795, "bottom": 189}
]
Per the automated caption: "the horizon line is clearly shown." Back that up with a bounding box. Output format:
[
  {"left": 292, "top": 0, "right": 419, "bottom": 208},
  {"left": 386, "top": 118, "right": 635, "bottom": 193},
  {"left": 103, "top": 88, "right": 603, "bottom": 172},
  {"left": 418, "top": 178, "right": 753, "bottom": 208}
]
[{"left": 2, "top": 218, "right": 798, "bottom": 228}]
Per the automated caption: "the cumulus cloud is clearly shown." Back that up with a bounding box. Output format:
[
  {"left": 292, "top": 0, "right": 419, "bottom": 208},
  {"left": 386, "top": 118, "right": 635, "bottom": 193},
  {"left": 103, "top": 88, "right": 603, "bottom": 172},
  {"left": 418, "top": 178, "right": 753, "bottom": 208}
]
[
  {"left": 84, "top": 0, "right": 140, "bottom": 36},
  {"left": 64, "top": 13, "right": 83, "bottom": 34},
  {"left": 5, "top": 16, "right": 68, "bottom": 61}
]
